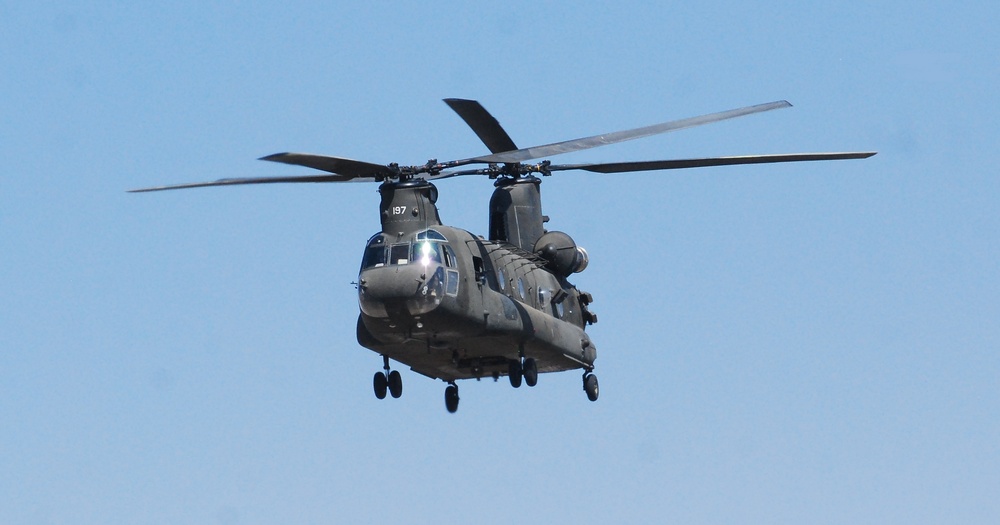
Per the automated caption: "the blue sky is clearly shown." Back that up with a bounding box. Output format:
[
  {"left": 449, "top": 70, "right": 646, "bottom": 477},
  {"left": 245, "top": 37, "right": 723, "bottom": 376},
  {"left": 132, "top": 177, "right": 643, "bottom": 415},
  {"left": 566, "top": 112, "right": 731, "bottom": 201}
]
[{"left": 2, "top": 1, "right": 998, "bottom": 523}]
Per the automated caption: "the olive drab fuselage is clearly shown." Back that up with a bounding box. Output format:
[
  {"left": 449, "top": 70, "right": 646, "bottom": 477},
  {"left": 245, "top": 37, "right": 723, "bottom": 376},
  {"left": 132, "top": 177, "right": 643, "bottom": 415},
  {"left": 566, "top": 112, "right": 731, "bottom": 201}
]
[{"left": 356, "top": 177, "right": 597, "bottom": 382}]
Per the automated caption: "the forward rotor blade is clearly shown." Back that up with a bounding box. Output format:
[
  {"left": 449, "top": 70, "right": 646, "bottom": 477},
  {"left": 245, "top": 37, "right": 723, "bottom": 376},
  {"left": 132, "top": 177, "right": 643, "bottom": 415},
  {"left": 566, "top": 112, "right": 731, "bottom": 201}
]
[
  {"left": 259, "top": 152, "right": 394, "bottom": 177},
  {"left": 129, "top": 152, "right": 395, "bottom": 192},
  {"left": 127, "top": 173, "right": 376, "bottom": 193},
  {"left": 443, "top": 98, "right": 519, "bottom": 154},
  {"left": 458, "top": 100, "right": 792, "bottom": 165},
  {"left": 547, "top": 151, "right": 877, "bottom": 174}
]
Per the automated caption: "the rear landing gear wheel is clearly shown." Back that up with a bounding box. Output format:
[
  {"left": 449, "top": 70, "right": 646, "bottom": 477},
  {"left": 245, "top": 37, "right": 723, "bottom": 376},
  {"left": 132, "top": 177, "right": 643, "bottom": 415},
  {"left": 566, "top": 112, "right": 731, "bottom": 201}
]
[
  {"left": 387, "top": 370, "right": 403, "bottom": 398},
  {"left": 373, "top": 372, "right": 388, "bottom": 400},
  {"left": 583, "top": 373, "right": 599, "bottom": 402},
  {"left": 523, "top": 358, "right": 538, "bottom": 387},
  {"left": 445, "top": 383, "right": 460, "bottom": 413},
  {"left": 508, "top": 360, "right": 523, "bottom": 388}
]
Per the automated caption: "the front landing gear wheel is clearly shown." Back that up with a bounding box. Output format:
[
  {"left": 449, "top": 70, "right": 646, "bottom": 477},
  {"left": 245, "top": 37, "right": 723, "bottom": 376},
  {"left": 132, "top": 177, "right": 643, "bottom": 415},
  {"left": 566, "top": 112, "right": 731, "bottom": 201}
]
[
  {"left": 508, "top": 360, "right": 523, "bottom": 388},
  {"left": 373, "top": 372, "right": 388, "bottom": 400},
  {"left": 445, "top": 383, "right": 460, "bottom": 413},
  {"left": 583, "top": 373, "right": 599, "bottom": 402},
  {"left": 387, "top": 370, "right": 402, "bottom": 398},
  {"left": 523, "top": 358, "right": 538, "bottom": 387},
  {"left": 374, "top": 355, "right": 402, "bottom": 401}
]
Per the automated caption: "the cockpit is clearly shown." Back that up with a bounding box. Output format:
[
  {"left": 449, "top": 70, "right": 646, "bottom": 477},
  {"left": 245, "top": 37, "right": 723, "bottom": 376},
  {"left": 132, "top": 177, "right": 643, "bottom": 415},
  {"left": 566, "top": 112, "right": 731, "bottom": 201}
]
[
  {"left": 358, "top": 229, "right": 459, "bottom": 319},
  {"left": 361, "top": 229, "right": 455, "bottom": 270}
]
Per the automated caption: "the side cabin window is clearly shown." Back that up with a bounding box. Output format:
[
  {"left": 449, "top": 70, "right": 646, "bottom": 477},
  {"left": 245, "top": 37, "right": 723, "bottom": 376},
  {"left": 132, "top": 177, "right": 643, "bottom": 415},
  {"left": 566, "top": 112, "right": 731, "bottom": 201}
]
[
  {"left": 442, "top": 245, "right": 457, "bottom": 268},
  {"left": 473, "top": 256, "right": 485, "bottom": 285},
  {"left": 537, "top": 288, "right": 550, "bottom": 312},
  {"left": 553, "top": 300, "right": 565, "bottom": 319},
  {"left": 361, "top": 234, "right": 388, "bottom": 270}
]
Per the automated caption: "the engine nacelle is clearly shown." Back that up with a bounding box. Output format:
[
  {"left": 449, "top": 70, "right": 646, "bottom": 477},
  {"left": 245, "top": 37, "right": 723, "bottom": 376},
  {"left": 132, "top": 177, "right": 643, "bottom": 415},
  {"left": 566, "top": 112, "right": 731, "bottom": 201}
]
[{"left": 533, "top": 231, "right": 589, "bottom": 276}]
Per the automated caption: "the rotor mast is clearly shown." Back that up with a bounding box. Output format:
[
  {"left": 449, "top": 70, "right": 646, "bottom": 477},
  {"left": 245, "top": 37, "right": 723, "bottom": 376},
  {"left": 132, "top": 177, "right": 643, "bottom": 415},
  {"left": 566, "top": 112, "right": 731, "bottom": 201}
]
[
  {"left": 488, "top": 176, "right": 545, "bottom": 252},
  {"left": 378, "top": 179, "right": 442, "bottom": 237}
]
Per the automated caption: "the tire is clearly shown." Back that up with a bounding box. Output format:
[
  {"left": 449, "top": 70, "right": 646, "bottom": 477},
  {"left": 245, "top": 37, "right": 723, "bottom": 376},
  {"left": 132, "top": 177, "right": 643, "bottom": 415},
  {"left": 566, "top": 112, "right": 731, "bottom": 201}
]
[
  {"left": 373, "top": 372, "right": 388, "bottom": 400},
  {"left": 445, "top": 385, "right": 460, "bottom": 413},
  {"left": 523, "top": 358, "right": 538, "bottom": 387},
  {"left": 508, "top": 360, "right": 523, "bottom": 388},
  {"left": 584, "top": 373, "right": 599, "bottom": 402},
  {"left": 387, "top": 370, "right": 403, "bottom": 398}
]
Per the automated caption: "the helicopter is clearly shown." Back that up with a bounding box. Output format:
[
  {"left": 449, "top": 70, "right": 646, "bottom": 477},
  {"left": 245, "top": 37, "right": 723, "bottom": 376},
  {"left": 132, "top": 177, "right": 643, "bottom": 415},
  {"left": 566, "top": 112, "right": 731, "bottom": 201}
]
[{"left": 131, "top": 98, "right": 875, "bottom": 413}]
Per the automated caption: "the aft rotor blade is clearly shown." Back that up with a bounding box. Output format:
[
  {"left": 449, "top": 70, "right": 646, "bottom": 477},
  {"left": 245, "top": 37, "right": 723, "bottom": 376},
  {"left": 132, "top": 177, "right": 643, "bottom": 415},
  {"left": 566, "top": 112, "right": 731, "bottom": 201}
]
[
  {"left": 456, "top": 100, "right": 792, "bottom": 165},
  {"left": 443, "top": 98, "right": 519, "bottom": 154},
  {"left": 259, "top": 152, "right": 395, "bottom": 177},
  {"left": 548, "top": 151, "right": 877, "bottom": 174},
  {"left": 127, "top": 173, "right": 377, "bottom": 193}
]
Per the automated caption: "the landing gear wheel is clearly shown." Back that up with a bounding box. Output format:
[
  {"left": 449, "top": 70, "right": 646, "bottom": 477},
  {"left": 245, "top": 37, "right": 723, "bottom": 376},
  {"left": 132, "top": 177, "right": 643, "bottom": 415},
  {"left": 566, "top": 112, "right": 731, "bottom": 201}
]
[
  {"left": 583, "top": 373, "right": 599, "bottom": 402},
  {"left": 508, "top": 360, "right": 523, "bottom": 388},
  {"left": 387, "top": 370, "right": 403, "bottom": 398},
  {"left": 445, "top": 384, "right": 460, "bottom": 413},
  {"left": 523, "top": 358, "right": 538, "bottom": 387},
  {"left": 373, "top": 372, "right": 388, "bottom": 400}
]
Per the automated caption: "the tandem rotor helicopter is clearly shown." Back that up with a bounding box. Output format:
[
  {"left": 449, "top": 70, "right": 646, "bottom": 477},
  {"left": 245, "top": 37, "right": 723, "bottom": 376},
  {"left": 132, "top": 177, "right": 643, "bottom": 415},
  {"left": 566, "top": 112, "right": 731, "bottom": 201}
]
[{"left": 132, "top": 98, "right": 874, "bottom": 413}]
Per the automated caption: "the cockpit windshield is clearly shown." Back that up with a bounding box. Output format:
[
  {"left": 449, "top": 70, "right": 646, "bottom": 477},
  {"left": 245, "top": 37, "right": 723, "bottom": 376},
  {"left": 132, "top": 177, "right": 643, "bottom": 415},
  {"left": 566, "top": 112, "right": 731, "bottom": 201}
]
[
  {"left": 416, "top": 229, "right": 447, "bottom": 241},
  {"left": 361, "top": 230, "right": 449, "bottom": 270},
  {"left": 411, "top": 240, "right": 442, "bottom": 265},
  {"left": 412, "top": 229, "right": 448, "bottom": 265}
]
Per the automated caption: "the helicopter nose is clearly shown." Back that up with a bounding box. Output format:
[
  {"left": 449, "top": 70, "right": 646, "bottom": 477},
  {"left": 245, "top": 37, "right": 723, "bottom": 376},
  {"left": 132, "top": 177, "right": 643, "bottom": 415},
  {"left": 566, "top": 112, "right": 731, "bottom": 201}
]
[{"left": 358, "top": 264, "right": 445, "bottom": 318}]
